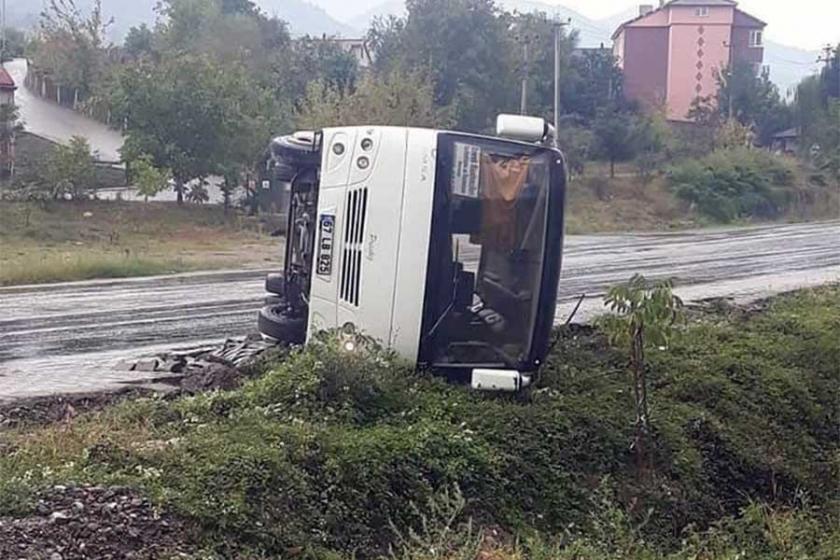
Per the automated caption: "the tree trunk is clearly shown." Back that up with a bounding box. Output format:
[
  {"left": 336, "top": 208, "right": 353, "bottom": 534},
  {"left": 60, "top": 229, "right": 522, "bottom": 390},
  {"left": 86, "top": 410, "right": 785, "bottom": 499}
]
[
  {"left": 632, "top": 323, "right": 650, "bottom": 475},
  {"left": 610, "top": 158, "right": 616, "bottom": 178},
  {"left": 175, "top": 180, "right": 184, "bottom": 206}
]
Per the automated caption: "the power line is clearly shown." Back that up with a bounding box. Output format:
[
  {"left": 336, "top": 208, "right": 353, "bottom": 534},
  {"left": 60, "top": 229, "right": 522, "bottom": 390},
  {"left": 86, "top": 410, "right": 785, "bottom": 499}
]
[
  {"left": 817, "top": 44, "right": 835, "bottom": 69},
  {"left": 764, "top": 54, "right": 820, "bottom": 67}
]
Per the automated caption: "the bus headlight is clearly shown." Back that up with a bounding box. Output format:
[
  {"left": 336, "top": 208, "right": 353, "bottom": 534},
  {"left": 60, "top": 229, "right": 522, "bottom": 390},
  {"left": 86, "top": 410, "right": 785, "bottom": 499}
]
[{"left": 339, "top": 322, "right": 359, "bottom": 353}]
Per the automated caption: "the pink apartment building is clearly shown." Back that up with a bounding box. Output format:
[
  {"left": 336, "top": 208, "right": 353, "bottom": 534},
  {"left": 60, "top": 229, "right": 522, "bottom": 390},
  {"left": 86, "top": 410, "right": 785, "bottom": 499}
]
[{"left": 612, "top": 0, "right": 766, "bottom": 121}]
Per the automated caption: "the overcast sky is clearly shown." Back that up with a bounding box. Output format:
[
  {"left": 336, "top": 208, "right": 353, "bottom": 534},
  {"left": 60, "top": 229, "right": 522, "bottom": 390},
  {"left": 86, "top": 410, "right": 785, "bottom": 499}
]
[{"left": 544, "top": 0, "right": 839, "bottom": 51}]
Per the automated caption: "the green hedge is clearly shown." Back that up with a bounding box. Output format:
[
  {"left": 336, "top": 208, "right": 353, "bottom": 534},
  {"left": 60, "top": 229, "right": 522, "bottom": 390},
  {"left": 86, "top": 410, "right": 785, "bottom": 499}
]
[{"left": 667, "top": 148, "right": 798, "bottom": 222}]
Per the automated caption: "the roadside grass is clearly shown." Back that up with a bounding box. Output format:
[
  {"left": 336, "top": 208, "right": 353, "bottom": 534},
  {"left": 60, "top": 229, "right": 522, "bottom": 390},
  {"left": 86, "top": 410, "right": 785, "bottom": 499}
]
[
  {"left": 0, "top": 251, "right": 198, "bottom": 285},
  {"left": 566, "top": 175, "right": 701, "bottom": 233},
  {"left": 567, "top": 158, "right": 839, "bottom": 234},
  {"left": 0, "top": 200, "right": 282, "bottom": 285},
  {"left": 1, "top": 286, "right": 837, "bottom": 558}
]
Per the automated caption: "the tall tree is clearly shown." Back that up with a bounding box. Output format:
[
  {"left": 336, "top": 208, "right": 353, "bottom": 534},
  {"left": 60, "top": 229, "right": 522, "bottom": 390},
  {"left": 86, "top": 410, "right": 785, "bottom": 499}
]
[
  {"left": 592, "top": 106, "right": 639, "bottom": 178},
  {"left": 295, "top": 68, "right": 454, "bottom": 130},
  {"left": 796, "top": 44, "right": 839, "bottom": 156},
  {"left": 501, "top": 11, "right": 578, "bottom": 120},
  {"left": 110, "top": 55, "right": 284, "bottom": 204},
  {"left": 564, "top": 47, "right": 624, "bottom": 122},
  {"left": 716, "top": 62, "right": 792, "bottom": 146},
  {"left": 32, "top": 0, "right": 111, "bottom": 98},
  {"left": 274, "top": 38, "right": 359, "bottom": 103},
  {"left": 369, "top": 0, "right": 517, "bottom": 132},
  {"left": 124, "top": 24, "right": 155, "bottom": 59}
]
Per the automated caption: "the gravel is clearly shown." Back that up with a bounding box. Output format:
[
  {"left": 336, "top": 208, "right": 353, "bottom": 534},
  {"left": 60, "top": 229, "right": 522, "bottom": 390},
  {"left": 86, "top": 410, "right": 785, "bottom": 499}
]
[{"left": 0, "top": 485, "right": 197, "bottom": 559}]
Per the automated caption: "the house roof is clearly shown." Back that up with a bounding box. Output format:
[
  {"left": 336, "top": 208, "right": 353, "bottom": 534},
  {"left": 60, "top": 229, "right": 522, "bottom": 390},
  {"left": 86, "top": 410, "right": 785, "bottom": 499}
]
[
  {"left": 668, "top": 0, "right": 736, "bottom": 5},
  {"left": 611, "top": 0, "right": 759, "bottom": 40},
  {"left": 733, "top": 8, "right": 766, "bottom": 27},
  {"left": 0, "top": 67, "right": 16, "bottom": 90},
  {"left": 772, "top": 128, "right": 799, "bottom": 139}
]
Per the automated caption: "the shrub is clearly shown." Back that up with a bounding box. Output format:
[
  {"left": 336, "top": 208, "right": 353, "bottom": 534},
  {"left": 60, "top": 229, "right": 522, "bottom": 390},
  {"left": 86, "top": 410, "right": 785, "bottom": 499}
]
[{"left": 667, "top": 148, "right": 797, "bottom": 222}]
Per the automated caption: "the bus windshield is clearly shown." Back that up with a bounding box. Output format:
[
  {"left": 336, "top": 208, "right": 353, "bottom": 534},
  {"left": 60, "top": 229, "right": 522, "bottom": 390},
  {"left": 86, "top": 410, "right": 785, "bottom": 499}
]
[{"left": 421, "top": 136, "right": 552, "bottom": 370}]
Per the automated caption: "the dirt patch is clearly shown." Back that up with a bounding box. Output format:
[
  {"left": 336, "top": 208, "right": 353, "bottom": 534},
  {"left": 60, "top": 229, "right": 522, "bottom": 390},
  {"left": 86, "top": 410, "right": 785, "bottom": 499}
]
[
  {"left": 0, "top": 390, "right": 154, "bottom": 432},
  {"left": 0, "top": 485, "right": 198, "bottom": 559}
]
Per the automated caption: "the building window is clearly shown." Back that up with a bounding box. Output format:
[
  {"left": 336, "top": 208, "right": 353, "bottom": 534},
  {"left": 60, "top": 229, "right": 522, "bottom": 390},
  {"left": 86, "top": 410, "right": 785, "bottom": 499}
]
[
  {"left": 695, "top": 7, "right": 709, "bottom": 17},
  {"left": 749, "top": 30, "right": 763, "bottom": 47}
]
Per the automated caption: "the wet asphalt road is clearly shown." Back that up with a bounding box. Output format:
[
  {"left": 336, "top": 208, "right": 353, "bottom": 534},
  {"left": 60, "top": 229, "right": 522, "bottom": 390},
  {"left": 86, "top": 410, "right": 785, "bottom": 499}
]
[
  {"left": 5, "top": 59, "right": 125, "bottom": 162},
  {"left": 1, "top": 221, "right": 839, "bottom": 401}
]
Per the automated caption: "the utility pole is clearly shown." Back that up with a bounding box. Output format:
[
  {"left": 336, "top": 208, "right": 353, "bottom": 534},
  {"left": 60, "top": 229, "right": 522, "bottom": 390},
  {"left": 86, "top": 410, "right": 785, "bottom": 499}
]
[
  {"left": 819, "top": 44, "right": 840, "bottom": 99},
  {"left": 1, "top": 0, "right": 6, "bottom": 64},
  {"left": 817, "top": 44, "right": 834, "bottom": 70},
  {"left": 520, "top": 40, "right": 529, "bottom": 114},
  {"left": 553, "top": 16, "right": 571, "bottom": 147},
  {"left": 510, "top": 24, "right": 536, "bottom": 115},
  {"left": 722, "top": 41, "right": 734, "bottom": 120}
]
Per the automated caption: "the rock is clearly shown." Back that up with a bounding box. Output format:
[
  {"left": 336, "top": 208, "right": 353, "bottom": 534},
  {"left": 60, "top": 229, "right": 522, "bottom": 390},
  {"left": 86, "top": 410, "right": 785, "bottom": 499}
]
[
  {"left": 180, "top": 362, "right": 242, "bottom": 394},
  {"left": 49, "top": 511, "right": 71, "bottom": 524},
  {"left": 72, "top": 501, "right": 85, "bottom": 513},
  {"left": 50, "top": 553, "right": 63, "bottom": 560},
  {"left": 132, "top": 359, "right": 159, "bottom": 373},
  {"left": 102, "top": 502, "right": 118, "bottom": 515}
]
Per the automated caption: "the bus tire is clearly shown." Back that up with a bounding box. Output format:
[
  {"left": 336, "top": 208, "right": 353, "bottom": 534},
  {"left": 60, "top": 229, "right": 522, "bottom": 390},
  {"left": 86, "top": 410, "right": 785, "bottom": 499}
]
[{"left": 258, "top": 304, "right": 306, "bottom": 345}]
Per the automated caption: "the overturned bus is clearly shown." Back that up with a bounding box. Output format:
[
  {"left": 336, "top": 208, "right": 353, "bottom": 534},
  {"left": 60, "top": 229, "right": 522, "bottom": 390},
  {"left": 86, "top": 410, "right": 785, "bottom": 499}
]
[{"left": 258, "top": 115, "right": 567, "bottom": 391}]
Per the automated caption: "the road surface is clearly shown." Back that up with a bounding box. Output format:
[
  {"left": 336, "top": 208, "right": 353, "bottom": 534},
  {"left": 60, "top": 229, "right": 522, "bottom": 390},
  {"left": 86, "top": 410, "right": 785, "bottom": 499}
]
[
  {"left": 1, "top": 221, "right": 838, "bottom": 402},
  {"left": 4, "top": 58, "right": 125, "bottom": 162},
  {"left": 3, "top": 59, "right": 239, "bottom": 203}
]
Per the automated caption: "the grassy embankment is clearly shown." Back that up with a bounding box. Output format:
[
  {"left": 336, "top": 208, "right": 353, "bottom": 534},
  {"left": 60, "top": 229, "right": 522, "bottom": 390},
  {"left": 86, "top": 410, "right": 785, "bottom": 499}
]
[
  {"left": 0, "top": 286, "right": 837, "bottom": 558},
  {"left": 566, "top": 157, "right": 840, "bottom": 234},
  {"left": 0, "top": 201, "right": 282, "bottom": 286}
]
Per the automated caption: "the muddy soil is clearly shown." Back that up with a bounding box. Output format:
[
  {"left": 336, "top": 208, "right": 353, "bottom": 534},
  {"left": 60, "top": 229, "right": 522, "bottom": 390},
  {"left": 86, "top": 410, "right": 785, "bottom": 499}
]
[{"left": 0, "top": 485, "right": 198, "bottom": 559}]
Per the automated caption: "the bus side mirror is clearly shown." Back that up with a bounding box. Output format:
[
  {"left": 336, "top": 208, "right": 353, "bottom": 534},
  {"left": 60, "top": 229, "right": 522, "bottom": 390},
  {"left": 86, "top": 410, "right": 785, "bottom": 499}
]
[{"left": 496, "top": 114, "right": 552, "bottom": 143}]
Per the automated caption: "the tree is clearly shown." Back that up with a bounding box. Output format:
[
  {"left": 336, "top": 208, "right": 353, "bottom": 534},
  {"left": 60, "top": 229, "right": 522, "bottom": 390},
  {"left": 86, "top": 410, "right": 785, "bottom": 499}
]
[
  {"left": 795, "top": 44, "right": 839, "bottom": 162},
  {"left": 815, "top": 101, "right": 840, "bottom": 186},
  {"left": 295, "top": 68, "right": 454, "bottom": 131},
  {"left": 556, "top": 122, "right": 593, "bottom": 179},
  {"left": 501, "top": 10, "right": 579, "bottom": 120},
  {"left": 592, "top": 106, "right": 638, "bottom": 178},
  {"left": 32, "top": 0, "right": 111, "bottom": 99},
  {"left": 716, "top": 62, "right": 792, "bottom": 146},
  {"left": 633, "top": 111, "right": 673, "bottom": 181},
  {"left": 220, "top": 0, "right": 258, "bottom": 15},
  {"left": 601, "top": 275, "right": 683, "bottom": 474},
  {"left": 131, "top": 154, "right": 171, "bottom": 202},
  {"left": 124, "top": 24, "right": 155, "bottom": 59},
  {"left": 369, "top": 0, "right": 517, "bottom": 132},
  {"left": 563, "top": 47, "right": 624, "bottom": 123},
  {"left": 156, "top": 0, "right": 290, "bottom": 80},
  {"left": 1, "top": 28, "right": 29, "bottom": 62},
  {"left": 275, "top": 37, "right": 359, "bottom": 102},
  {"left": 715, "top": 118, "right": 755, "bottom": 150},
  {"left": 43, "top": 136, "right": 96, "bottom": 199},
  {"left": 110, "top": 55, "right": 284, "bottom": 205},
  {"left": 0, "top": 103, "right": 24, "bottom": 177}
]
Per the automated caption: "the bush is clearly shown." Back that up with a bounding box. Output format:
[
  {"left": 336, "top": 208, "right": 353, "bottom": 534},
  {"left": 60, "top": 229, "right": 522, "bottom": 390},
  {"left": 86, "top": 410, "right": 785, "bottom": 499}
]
[
  {"left": 667, "top": 148, "right": 798, "bottom": 222},
  {"left": 556, "top": 125, "right": 593, "bottom": 179}
]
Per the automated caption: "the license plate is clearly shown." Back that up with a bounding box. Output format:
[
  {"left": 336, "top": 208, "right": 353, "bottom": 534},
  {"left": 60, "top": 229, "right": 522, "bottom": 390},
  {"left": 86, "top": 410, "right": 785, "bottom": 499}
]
[{"left": 316, "top": 214, "right": 335, "bottom": 276}]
